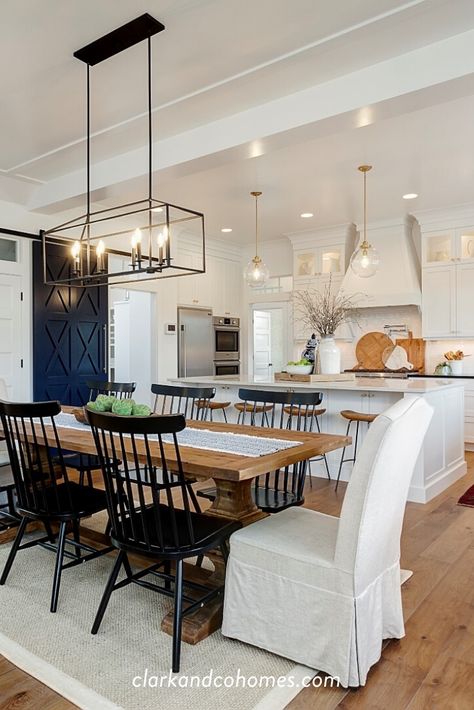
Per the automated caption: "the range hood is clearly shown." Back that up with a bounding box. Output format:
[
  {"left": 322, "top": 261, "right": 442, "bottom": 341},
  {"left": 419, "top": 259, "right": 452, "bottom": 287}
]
[{"left": 341, "top": 216, "right": 421, "bottom": 308}]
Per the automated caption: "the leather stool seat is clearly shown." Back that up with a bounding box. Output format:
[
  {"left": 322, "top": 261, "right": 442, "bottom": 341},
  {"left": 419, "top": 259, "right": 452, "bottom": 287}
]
[
  {"left": 196, "top": 400, "right": 231, "bottom": 410},
  {"left": 340, "top": 410, "right": 377, "bottom": 424},
  {"left": 284, "top": 406, "right": 326, "bottom": 417},
  {"left": 235, "top": 403, "right": 274, "bottom": 413}
]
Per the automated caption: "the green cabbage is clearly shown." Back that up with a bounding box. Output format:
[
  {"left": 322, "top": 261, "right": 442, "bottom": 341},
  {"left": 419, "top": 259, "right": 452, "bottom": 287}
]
[
  {"left": 86, "top": 399, "right": 108, "bottom": 412},
  {"left": 111, "top": 399, "right": 134, "bottom": 416},
  {"left": 95, "top": 394, "right": 116, "bottom": 411},
  {"left": 132, "top": 404, "right": 152, "bottom": 417}
]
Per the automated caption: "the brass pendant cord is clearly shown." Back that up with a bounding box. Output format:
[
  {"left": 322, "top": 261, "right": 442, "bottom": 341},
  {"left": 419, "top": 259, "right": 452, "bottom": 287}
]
[
  {"left": 251, "top": 190, "right": 262, "bottom": 260},
  {"left": 358, "top": 165, "right": 372, "bottom": 248}
]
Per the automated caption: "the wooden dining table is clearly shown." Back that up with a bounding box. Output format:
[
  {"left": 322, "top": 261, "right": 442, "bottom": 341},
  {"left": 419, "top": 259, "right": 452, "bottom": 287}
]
[{"left": 9, "top": 407, "right": 351, "bottom": 644}]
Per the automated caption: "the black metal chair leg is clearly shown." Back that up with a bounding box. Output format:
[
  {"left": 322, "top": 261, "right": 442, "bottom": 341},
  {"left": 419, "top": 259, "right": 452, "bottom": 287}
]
[
  {"left": 308, "top": 459, "right": 313, "bottom": 487},
  {"left": 91, "top": 551, "right": 126, "bottom": 634},
  {"left": 50, "top": 521, "right": 67, "bottom": 613},
  {"left": 72, "top": 520, "right": 81, "bottom": 559},
  {"left": 87, "top": 470, "right": 93, "bottom": 487},
  {"left": 79, "top": 469, "right": 85, "bottom": 486},
  {"left": 164, "top": 560, "right": 171, "bottom": 591},
  {"left": 335, "top": 420, "right": 352, "bottom": 492},
  {"left": 0, "top": 516, "right": 28, "bottom": 585},
  {"left": 172, "top": 559, "right": 184, "bottom": 673},
  {"left": 44, "top": 520, "right": 56, "bottom": 543}
]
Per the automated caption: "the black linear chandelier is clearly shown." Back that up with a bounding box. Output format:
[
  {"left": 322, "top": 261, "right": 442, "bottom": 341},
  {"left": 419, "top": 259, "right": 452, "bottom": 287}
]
[{"left": 41, "top": 14, "right": 205, "bottom": 287}]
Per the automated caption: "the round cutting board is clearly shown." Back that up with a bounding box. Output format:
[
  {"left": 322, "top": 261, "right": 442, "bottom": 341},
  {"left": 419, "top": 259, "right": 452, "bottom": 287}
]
[
  {"left": 355, "top": 332, "right": 393, "bottom": 370},
  {"left": 382, "top": 345, "right": 414, "bottom": 371}
]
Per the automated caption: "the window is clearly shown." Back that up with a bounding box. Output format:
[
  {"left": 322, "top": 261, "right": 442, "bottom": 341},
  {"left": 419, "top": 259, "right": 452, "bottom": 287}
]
[{"left": 0, "top": 238, "right": 17, "bottom": 263}]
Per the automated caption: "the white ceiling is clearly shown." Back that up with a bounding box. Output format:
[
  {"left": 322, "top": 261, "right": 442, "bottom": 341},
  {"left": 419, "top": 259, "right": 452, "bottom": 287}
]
[{"left": 2, "top": 0, "right": 474, "bottom": 243}]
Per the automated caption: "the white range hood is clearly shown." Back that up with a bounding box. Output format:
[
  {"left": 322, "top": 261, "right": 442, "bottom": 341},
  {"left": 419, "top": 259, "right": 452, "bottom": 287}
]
[{"left": 341, "top": 216, "right": 421, "bottom": 308}]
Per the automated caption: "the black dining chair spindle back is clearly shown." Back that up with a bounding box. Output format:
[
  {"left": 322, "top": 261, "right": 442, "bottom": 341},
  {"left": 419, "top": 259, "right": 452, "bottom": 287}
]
[
  {"left": 0, "top": 399, "right": 111, "bottom": 612},
  {"left": 87, "top": 409, "right": 240, "bottom": 672},
  {"left": 151, "top": 384, "right": 215, "bottom": 421}
]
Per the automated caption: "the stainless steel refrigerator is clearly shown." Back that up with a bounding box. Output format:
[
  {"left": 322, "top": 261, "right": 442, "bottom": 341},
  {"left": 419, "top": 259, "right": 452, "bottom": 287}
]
[{"left": 177, "top": 307, "right": 214, "bottom": 377}]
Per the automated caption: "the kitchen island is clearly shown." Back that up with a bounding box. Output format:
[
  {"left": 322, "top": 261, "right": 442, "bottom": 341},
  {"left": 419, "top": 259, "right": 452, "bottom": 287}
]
[{"left": 170, "top": 375, "right": 466, "bottom": 503}]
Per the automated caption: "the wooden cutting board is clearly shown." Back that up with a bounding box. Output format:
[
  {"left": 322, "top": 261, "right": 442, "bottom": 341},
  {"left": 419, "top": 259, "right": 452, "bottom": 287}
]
[
  {"left": 355, "top": 332, "right": 394, "bottom": 370},
  {"left": 395, "top": 337, "right": 426, "bottom": 373}
]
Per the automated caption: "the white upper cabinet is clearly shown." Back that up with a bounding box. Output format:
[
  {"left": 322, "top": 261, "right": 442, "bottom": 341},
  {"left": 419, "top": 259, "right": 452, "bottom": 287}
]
[
  {"left": 422, "top": 265, "right": 457, "bottom": 338},
  {"left": 287, "top": 224, "right": 356, "bottom": 342},
  {"left": 423, "top": 227, "right": 474, "bottom": 267},
  {"left": 177, "top": 248, "right": 241, "bottom": 316},
  {"left": 417, "top": 208, "right": 474, "bottom": 338},
  {"left": 456, "top": 263, "right": 474, "bottom": 336},
  {"left": 294, "top": 244, "right": 345, "bottom": 281}
]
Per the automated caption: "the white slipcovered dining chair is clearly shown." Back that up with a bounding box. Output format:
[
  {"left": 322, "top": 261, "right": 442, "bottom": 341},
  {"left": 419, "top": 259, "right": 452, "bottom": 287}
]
[{"left": 222, "top": 396, "right": 433, "bottom": 687}]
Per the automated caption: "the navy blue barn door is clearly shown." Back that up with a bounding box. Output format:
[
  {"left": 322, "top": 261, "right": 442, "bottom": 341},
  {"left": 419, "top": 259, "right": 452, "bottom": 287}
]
[{"left": 32, "top": 241, "right": 108, "bottom": 405}]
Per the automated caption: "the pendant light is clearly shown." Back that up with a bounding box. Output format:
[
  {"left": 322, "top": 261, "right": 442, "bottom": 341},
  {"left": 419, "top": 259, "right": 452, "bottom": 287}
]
[
  {"left": 244, "top": 191, "right": 269, "bottom": 287},
  {"left": 350, "top": 165, "right": 380, "bottom": 278},
  {"left": 41, "top": 14, "right": 205, "bottom": 288}
]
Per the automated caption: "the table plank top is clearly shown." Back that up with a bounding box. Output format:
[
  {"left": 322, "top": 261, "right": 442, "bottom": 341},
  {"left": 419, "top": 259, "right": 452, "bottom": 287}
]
[{"left": 3, "top": 407, "right": 350, "bottom": 483}]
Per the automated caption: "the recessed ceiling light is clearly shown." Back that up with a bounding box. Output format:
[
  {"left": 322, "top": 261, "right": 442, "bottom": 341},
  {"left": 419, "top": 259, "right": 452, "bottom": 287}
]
[
  {"left": 152, "top": 206, "right": 164, "bottom": 213},
  {"left": 402, "top": 193, "right": 418, "bottom": 200},
  {"left": 300, "top": 212, "right": 314, "bottom": 218},
  {"left": 221, "top": 227, "right": 232, "bottom": 233}
]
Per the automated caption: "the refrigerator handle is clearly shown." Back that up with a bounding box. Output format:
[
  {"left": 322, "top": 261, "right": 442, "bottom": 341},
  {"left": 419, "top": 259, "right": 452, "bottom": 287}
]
[{"left": 179, "top": 324, "right": 187, "bottom": 377}]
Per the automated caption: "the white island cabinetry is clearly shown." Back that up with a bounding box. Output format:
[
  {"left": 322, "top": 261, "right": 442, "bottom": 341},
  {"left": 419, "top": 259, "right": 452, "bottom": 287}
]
[{"left": 170, "top": 375, "right": 466, "bottom": 504}]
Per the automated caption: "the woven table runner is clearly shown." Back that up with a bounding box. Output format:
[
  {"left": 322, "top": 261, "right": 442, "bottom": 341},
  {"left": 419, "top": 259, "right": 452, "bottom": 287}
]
[{"left": 54, "top": 413, "right": 301, "bottom": 458}]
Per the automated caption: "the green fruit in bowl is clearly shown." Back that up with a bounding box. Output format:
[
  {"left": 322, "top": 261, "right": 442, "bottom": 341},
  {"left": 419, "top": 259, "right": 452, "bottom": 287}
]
[
  {"left": 95, "top": 394, "right": 116, "bottom": 411},
  {"left": 132, "top": 404, "right": 152, "bottom": 417},
  {"left": 111, "top": 399, "right": 134, "bottom": 416}
]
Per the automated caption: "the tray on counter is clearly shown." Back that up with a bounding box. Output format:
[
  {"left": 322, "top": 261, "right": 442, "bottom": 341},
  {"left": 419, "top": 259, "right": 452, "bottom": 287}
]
[{"left": 275, "top": 372, "right": 356, "bottom": 383}]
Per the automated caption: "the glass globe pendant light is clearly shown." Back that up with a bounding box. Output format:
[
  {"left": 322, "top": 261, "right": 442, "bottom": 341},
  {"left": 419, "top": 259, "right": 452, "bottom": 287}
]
[
  {"left": 350, "top": 165, "right": 380, "bottom": 278},
  {"left": 244, "top": 191, "right": 270, "bottom": 287}
]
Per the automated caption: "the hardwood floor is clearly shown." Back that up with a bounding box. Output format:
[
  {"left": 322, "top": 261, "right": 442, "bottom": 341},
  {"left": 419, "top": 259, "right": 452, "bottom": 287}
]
[{"left": 0, "top": 455, "right": 473, "bottom": 709}]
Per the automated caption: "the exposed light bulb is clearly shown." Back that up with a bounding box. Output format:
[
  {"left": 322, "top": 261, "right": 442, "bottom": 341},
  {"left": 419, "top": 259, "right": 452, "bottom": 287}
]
[
  {"left": 131, "top": 228, "right": 142, "bottom": 248},
  {"left": 157, "top": 225, "right": 169, "bottom": 248},
  {"left": 96, "top": 240, "right": 105, "bottom": 256},
  {"left": 71, "top": 241, "right": 80, "bottom": 258}
]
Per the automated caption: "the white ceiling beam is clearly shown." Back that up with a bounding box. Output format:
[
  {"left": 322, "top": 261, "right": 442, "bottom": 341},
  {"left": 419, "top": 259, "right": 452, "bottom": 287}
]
[{"left": 28, "top": 29, "right": 474, "bottom": 213}]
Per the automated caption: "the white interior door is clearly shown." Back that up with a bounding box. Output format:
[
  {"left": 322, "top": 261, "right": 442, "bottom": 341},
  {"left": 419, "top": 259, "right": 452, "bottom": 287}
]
[
  {"left": 253, "top": 310, "right": 272, "bottom": 380},
  {"left": 0, "top": 274, "right": 23, "bottom": 399}
]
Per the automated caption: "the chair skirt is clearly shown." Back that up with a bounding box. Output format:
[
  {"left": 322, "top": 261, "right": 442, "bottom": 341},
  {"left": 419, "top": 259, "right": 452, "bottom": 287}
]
[{"left": 222, "top": 537, "right": 405, "bottom": 687}]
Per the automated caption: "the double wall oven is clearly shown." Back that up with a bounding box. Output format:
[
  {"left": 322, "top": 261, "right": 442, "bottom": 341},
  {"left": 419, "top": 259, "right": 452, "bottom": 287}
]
[{"left": 213, "top": 316, "right": 240, "bottom": 375}]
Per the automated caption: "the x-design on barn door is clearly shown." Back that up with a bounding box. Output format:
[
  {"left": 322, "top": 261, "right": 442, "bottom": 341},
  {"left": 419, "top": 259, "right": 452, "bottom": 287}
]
[{"left": 32, "top": 241, "right": 108, "bottom": 405}]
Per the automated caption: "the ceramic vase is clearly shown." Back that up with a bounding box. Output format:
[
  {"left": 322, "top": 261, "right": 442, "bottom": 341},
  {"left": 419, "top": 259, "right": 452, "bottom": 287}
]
[
  {"left": 450, "top": 360, "right": 463, "bottom": 375},
  {"left": 319, "top": 335, "right": 341, "bottom": 375}
]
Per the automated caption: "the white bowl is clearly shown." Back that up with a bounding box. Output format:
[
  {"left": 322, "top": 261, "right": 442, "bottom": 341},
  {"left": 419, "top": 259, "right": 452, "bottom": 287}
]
[{"left": 286, "top": 364, "right": 313, "bottom": 375}]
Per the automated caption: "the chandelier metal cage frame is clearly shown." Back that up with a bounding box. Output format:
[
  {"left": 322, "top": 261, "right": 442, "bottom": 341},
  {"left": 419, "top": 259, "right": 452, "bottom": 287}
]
[{"left": 41, "top": 13, "right": 206, "bottom": 288}]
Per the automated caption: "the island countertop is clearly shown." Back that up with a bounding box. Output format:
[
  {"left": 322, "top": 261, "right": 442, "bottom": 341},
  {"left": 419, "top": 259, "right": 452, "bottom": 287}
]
[{"left": 169, "top": 374, "right": 464, "bottom": 394}]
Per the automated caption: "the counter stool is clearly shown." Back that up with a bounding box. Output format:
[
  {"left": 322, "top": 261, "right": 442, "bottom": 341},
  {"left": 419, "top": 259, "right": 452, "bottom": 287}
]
[
  {"left": 196, "top": 400, "right": 231, "bottom": 423},
  {"left": 235, "top": 402, "right": 274, "bottom": 426},
  {"left": 283, "top": 405, "right": 330, "bottom": 484},
  {"left": 335, "top": 410, "right": 378, "bottom": 491}
]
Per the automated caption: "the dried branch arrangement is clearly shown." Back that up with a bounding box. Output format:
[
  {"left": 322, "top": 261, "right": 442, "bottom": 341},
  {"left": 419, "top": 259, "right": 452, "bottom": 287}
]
[{"left": 294, "top": 279, "right": 361, "bottom": 337}]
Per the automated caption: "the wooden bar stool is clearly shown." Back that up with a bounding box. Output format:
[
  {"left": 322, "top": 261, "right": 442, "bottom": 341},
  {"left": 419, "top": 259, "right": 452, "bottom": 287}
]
[
  {"left": 196, "top": 400, "right": 231, "bottom": 423},
  {"left": 283, "top": 405, "right": 330, "bottom": 483},
  {"left": 335, "top": 410, "right": 378, "bottom": 491},
  {"left": 235, "top": 401, "right": 274, "bottom": 426}
]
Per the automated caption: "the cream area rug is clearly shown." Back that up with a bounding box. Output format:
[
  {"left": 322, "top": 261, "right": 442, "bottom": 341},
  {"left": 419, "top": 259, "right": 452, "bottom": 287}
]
[{"left": 0, "top": 541, "right": 314, "bottom": 710}]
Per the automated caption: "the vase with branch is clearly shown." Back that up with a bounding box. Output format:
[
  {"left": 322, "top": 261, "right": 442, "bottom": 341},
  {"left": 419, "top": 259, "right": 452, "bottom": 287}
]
[{"left": 294, "top": 279, "right": 360, "bottom": 374}]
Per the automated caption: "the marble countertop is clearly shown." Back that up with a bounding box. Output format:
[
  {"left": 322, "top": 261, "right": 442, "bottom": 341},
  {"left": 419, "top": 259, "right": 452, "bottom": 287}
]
[{"left": 170, "top": 374, "right": 464, "bottom": 394}]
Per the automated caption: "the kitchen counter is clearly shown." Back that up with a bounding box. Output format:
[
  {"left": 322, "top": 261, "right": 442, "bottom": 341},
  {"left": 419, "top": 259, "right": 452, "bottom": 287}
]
[
  {"left": 170, "top": 374, "right": 464, "bottom": 394},
  {"left": 409, "top": 373, "right": 474, "bottom": 379},
  {"left": 170, "top": 374, "right": 466, "bottom": 504}
]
